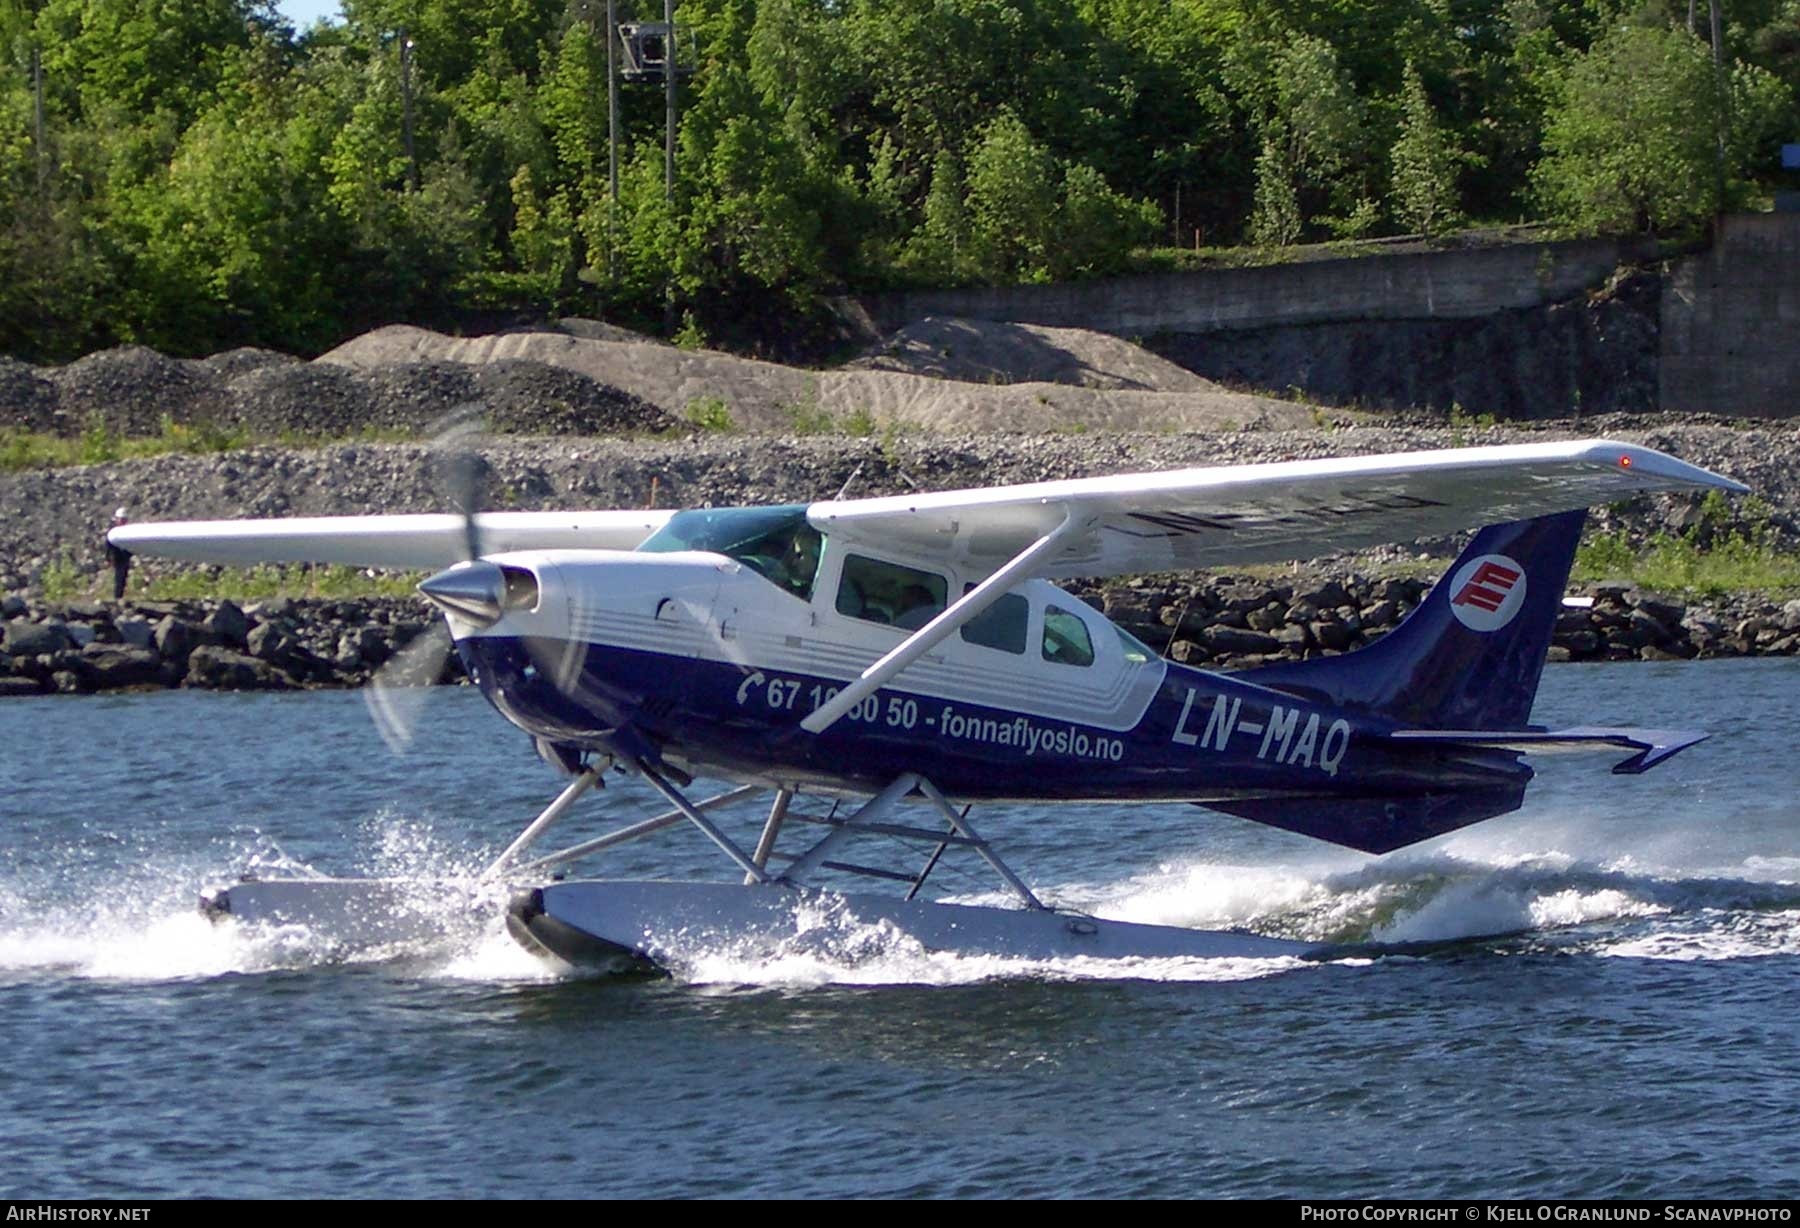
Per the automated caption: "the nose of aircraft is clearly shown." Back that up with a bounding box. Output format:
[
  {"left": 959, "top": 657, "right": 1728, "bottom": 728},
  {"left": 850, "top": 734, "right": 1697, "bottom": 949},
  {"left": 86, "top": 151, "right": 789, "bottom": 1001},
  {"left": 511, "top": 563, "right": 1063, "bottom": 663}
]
[{"left": 418, "top": 559, "right": 507, "bottom": 627}]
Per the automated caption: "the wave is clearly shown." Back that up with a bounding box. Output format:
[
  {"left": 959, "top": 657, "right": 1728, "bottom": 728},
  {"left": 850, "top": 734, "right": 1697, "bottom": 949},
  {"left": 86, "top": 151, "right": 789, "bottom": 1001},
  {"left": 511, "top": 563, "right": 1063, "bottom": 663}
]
[{"left": 4, "top": 816, "right": 1797, "bottom": 987}]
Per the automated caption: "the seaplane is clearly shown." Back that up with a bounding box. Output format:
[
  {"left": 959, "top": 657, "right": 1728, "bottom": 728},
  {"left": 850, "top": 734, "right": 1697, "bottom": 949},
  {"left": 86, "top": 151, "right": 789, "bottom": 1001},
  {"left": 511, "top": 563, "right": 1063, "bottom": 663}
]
[{"left": 110, "top": 438, "right": 1745, "bottom": 972}]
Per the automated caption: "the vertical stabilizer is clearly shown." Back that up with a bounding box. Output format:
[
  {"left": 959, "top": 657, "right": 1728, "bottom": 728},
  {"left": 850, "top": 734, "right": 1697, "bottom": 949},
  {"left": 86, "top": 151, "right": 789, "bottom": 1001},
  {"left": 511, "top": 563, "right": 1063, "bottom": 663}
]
[{"left": 1236, "top": 511, "right": 1585, "bottom": 731}]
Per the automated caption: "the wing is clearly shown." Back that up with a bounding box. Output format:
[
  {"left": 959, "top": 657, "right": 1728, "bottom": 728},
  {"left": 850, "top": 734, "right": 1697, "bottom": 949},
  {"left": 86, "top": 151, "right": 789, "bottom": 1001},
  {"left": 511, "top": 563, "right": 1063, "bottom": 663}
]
[
  {"left": 109, "top": 510, "right": 676, "bottom": 571},
  {"left": 807, "top": 440, "right": 1746, "bottom": 580}
]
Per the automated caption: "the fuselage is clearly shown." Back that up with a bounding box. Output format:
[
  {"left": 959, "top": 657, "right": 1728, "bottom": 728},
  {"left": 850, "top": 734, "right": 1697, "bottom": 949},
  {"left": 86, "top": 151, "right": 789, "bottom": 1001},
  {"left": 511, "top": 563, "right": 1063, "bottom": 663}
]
[{"left": 446, "top": 532, "right": 1531, "bottom": 810}]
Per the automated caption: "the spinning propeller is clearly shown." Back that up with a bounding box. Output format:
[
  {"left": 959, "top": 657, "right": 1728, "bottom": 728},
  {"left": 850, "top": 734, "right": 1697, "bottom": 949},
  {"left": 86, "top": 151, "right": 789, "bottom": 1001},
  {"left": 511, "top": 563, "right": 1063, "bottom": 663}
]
[{"left": 364, "top": 408, "right": 503, "bottom": 753}]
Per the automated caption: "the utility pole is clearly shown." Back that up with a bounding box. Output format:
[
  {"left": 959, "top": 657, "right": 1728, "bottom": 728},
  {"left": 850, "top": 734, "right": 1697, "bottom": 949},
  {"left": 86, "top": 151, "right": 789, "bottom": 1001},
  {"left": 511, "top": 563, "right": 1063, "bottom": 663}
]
[
  {"left": 30, "top": 39, "right": 44, "bottom": 197},
  {"left": 663, "top": 0, "right": 676, "bottom": 205},
  {"left": 606, "top": 0, "right": 619, "bottom": 280},
  {"left": 1709, "top": 0, "right": 1727, "bottom": 212},
  {"left": 663, "top": 0, "right": 678, "bottom": 331},
  {"left": 399, "top": 27, "right": 420, "bottom": 192}
]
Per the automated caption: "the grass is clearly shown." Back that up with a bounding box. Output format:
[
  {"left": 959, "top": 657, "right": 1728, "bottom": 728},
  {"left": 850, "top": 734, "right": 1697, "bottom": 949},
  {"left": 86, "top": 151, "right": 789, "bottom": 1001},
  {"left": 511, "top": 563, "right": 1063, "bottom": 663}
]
[
  {"left": 1569, "top": 492, "right": 1800, "bottom": 597},
  {"left": 1572, "top": 531, "right": 1800, "bottom": 597},
  {"left": 139, "top": 564, "right": 423, "bottom": 602},
  {"left": 787, "top": 399, "right": 880, "bottom": 438},
  {"left": 41, "top": 562, "right": 426, "bottom": 604},
  {"left": 0, "top": 417, "right": 422, "bottom": 473},
  {"left": 684, "top": 396, "right": 735, "bottom": 433}
]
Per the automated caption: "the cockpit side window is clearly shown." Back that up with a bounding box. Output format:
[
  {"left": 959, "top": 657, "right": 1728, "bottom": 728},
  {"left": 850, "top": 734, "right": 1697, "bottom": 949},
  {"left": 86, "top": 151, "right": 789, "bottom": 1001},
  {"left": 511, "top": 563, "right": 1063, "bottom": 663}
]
[
  {"left": 836, "top": 554, "right": 948, "bottom": 628},
  {"left": 1042, "top": 605, "right": 1096, "bottom": 667},
  {"left": 637, "top": 505, "right": 823, "bottom": 600}
]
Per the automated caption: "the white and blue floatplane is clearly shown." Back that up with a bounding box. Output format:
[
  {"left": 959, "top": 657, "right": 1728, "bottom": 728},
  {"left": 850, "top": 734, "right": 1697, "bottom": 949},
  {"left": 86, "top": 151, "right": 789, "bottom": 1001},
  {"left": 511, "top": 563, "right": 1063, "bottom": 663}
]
[{"left": 113, "top": 439, "right": 1744, "bottom": 972}]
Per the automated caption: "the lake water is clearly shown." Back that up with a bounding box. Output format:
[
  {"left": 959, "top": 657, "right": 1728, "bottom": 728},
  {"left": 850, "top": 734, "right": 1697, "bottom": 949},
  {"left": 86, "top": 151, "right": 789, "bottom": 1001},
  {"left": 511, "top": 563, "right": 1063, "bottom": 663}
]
[{"left": 2, "top": 660, "right": 1797, "bottom": 1198}]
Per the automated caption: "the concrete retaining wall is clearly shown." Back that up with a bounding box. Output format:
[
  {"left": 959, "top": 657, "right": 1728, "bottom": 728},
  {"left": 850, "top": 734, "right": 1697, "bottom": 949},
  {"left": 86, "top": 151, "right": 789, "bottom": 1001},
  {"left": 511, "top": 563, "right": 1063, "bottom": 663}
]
[
  {"left": 1661, "top": 213, "right": 1800, "bottom": 417},
  {"left": 860, "top": 235, "right": 1655, "bottom": 337},
  {"left": 860, "top": 218, "right": 1800, "bottom": 419}
]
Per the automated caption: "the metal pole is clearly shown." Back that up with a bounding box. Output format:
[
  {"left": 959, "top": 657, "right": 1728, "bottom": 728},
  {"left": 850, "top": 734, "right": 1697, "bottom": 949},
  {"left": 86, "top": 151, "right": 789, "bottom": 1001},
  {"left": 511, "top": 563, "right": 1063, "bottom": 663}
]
[
  {"left": 399, "top": 28, "right": 419, "bottom": 192},
  {"left": 915, "top": 778, "right": 1045, "bottom": 911},
  {"left": 747, "top": 789, "right": 792, "bottom": 882},
  {"left": 662, "top": 0, "right": 678, "bottom": 331},
  {"left": 1709, "top": 0, "right": 1727, "bottom": 212},
  {"left": 637, "top": 760, "right": 769, "bottom": 883},
  {"left": 480, "top": 767, "right": 600, "bottom": 880},
  {"left": 606, "top": 0, "right": 619, "bottom": 281},
  {"left": 514, "top": 784, "right": 764, "bottom": 877},
  {"left": 663, "top": 0, "right": 676, "bottom": 205}
]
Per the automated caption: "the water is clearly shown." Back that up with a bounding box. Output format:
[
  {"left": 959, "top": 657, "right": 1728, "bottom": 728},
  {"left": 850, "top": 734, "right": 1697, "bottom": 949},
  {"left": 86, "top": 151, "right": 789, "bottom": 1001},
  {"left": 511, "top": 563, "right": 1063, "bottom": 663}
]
[{"left": 2, "top": 661, "right": 1797, "bottom": 1197}]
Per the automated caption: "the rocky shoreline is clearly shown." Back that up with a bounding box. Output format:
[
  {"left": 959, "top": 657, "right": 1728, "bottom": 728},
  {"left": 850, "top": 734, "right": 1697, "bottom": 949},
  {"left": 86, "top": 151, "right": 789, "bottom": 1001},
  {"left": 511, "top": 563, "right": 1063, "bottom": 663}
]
[
  {"left": 4, "top": 416, "right": 1798, "bottom": 594},
  {"left": 3, "top": 571, "right": 1795, "bottom": 699},
  {"left": 3, "top": 329, "right": 1796, "bottom": 697}
]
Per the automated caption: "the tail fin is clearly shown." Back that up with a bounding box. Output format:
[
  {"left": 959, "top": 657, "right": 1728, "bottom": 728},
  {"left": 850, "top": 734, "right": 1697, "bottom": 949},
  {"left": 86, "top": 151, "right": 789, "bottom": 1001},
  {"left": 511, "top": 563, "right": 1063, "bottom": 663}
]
[{"left": 1238, "top": 510, "right": 1584, "bottom": 731}]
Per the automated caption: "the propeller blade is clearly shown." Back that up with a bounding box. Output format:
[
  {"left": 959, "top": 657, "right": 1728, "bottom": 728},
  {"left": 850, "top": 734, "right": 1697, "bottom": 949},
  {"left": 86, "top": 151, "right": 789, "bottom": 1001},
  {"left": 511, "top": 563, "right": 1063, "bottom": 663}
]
[
  {"left": 430, "top": 405, "right": 490, "bottom": 563},
  {"left": 363, "top": 622, "right": 453, "bottom": 755}
]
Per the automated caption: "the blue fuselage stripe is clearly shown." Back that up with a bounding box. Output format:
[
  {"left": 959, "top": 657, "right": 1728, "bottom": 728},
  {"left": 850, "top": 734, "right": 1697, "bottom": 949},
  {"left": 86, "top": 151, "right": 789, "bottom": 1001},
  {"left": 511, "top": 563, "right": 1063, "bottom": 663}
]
[{"left": 458, "top": 636, "right": 1529, "bottom": 804}]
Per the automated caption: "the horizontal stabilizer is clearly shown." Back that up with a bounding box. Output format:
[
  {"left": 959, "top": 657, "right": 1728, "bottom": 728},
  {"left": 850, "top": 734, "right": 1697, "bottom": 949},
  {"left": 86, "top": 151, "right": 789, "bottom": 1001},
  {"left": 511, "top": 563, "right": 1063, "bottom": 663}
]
[{"left": 1384, "top": 727, "right": 1708, "bottom": 775}]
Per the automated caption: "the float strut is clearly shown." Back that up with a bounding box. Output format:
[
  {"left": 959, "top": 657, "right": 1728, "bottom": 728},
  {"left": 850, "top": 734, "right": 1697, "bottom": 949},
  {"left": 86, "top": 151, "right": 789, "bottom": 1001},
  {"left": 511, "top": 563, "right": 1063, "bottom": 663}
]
[{"left": 481, "top": 766, "right": 600, "bottom": 880}]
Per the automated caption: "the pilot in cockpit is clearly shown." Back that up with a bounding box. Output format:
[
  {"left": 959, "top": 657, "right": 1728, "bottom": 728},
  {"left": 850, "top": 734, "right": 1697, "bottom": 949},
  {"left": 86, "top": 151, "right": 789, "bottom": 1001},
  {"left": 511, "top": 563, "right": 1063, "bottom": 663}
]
[{"left": 784, "top": 525, "right": 823, "bottom": 598}]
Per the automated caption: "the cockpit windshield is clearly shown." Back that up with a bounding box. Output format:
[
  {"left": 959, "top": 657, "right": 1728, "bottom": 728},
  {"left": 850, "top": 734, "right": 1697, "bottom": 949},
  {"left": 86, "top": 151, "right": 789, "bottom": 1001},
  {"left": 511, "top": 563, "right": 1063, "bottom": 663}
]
[{"left": 636, "top": 505, "right": 824, "bottom": 599}]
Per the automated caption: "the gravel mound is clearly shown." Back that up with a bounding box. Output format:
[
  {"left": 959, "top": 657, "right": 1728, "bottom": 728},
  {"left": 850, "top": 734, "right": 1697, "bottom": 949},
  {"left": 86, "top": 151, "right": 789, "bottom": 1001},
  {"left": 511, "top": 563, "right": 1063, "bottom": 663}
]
[
  {"left": 0, "top": 343, "right": 684, "bottom": 442},
  {"left": 222, "top": 362, "right": 373, "bottom": 436},
  {"left": 199, "top": 347, "right": 301, "bottom": 379},
  {"left": 49, "top": 346, "right": 230, "bottom": 436},
  {"left": 532, "top": 317, "right": 669, "bottom": 346},
  {"left": 322, "top": 325, "right": 1310, "bottom": 434},
  {"left": 473, "top": 361, "right": 681, "bottom": 435},
  {"left": 0, "top": 357, "right": 60, "bottom": 433}
]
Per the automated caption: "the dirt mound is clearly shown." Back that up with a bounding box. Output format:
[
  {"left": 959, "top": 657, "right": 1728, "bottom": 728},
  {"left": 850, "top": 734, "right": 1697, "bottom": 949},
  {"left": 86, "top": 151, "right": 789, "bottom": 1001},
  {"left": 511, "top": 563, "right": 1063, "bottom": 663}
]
[
  {"left": 847, "top": 316, "right": 1221, "bottom": 393},
  {"left": 321, "top": 325, "right": 1310, "bottom": 435},
  {"left": 535, "top": 317, "right": 669, "bottom": 346},
  {"left": 49, "top": 346, "right": 231, "bottom": 436}
]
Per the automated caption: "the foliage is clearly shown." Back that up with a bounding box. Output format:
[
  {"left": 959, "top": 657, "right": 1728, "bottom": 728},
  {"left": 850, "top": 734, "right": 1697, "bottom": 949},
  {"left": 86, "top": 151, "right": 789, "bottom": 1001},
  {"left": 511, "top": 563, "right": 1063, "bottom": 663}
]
[
  {"left": 1573, "top": 494, "right": 1800, "bottom": 595},
  {"left": 0, "top": 0, "right": 1790, "bottom": 358},
  {"left": 1532, "top": 20, "right": 1785, "bottom": 233},
  {"left": 1390, "top": 60, "right": 1475, "bottom": 235},
  {"left": 1249, "top": 133, "right": 1301, "bottom": 247},
  {"left": 1573, "top": 530, "right": 1800, "bottom": 595},
  {"left": 684, "top": 394, "right": 734, "bottom": 432}
]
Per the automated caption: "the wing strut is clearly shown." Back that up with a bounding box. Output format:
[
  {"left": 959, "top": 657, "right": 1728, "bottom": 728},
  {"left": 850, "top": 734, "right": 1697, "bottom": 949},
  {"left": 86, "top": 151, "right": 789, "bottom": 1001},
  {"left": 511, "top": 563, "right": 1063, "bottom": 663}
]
[{"left": 799, "top": 508, "right": 1081, "bottom": 734}]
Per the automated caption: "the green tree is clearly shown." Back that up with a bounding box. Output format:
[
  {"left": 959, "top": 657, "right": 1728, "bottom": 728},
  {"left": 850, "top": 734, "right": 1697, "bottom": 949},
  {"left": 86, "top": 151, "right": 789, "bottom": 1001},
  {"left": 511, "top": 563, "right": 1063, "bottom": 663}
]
[
  {"left": 1051, "top": 160, "right": 1158, "bottom": 278},
  {"left": 1250, "top": 131, "right": 1300, "bottom": 247},
  {"left": 1390, "top": 59, "right": 1472, "bottom": 235},
  {"left": 964, "top": 109, "right": 1059, "bottom": 281},
  {"left": 900, "top": 149, "right": 970, "bottom": 282},
  {"left": 1534, "top": 21, "right": 1726, "bottom": 232}
]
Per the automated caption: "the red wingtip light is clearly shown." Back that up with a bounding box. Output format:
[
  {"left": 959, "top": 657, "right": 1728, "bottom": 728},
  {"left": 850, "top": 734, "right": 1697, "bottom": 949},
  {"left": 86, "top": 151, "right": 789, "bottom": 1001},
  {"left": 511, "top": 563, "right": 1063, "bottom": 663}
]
[{"left": 1618, "top": 455, "right": 1633, "bottom": 469}]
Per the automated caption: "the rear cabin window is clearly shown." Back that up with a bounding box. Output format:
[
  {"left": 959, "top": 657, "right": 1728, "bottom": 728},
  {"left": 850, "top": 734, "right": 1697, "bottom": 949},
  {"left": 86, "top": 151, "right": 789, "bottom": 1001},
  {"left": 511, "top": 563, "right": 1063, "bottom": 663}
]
[
  {"left": 1115, "top": 625, "right": 1154, "bottom": 665},
  {"left": 1041, "top": 605, "right": 1096, "bottom": 667},
  {"left": 836, "top": 555, "right": 948, "bottom": 628},
  {"left": 958, "top": 591, "right": 1028, "bottom": 655}
]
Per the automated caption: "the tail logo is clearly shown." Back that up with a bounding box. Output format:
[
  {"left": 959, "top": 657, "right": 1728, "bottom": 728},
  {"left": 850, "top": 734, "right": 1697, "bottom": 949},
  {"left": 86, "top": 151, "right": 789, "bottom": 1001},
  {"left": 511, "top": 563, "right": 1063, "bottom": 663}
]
[{"left": 1448, "top": 554, "right": 1527, "bottom": 631}]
